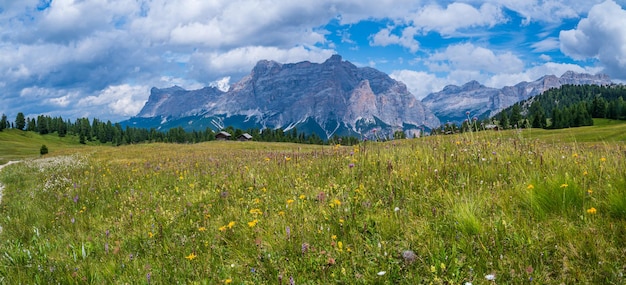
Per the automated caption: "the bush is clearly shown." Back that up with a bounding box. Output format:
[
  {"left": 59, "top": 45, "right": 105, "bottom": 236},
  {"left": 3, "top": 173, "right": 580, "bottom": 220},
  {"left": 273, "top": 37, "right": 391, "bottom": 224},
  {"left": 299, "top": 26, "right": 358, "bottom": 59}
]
[{"left": 40, "top": 144, "right": 48, "bottom": 156}]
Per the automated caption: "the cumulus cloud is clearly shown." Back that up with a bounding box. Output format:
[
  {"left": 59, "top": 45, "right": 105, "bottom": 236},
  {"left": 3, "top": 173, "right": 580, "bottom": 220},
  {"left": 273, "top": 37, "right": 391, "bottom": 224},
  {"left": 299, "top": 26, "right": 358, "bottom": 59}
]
[
  {"left": 78, "top": 84, "right": 150, "bottom": 118},
  {"left": 410, "top": 2, "right": 505, "bottom": 35},
  {"left": 370, "top": 27, "right": 420, "bottom": 53},
  {"left": 390, "top": 70, "right": 449, "bottom": 99},
  {"left": 560, "top": 0, "right": 626, "bottom": 79},
  {"left": 426, "top": 43, "right": 525, "bottom": 74}
]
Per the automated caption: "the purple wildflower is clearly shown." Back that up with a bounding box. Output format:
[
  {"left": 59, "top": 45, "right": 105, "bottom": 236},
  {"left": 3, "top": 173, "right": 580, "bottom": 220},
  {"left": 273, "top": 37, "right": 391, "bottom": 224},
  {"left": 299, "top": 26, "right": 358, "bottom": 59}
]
[
  {"left": 147, "top": 273, "right": 151, "bottom": 284},
  {"left": 73, "top": 195, "right": 79, "bottom": 203},
  {"left": 286, "top": 226, "right": 291, "bottom": 240},
  {"left": 349, "top": 163, "right": 355, "bottom": 168}
]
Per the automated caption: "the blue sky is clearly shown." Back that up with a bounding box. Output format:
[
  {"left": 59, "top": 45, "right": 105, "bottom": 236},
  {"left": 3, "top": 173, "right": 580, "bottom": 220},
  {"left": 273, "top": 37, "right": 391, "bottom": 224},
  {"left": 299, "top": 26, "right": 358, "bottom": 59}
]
[{"left": 1, "top": 0, "right": 625, "bottom": 122}]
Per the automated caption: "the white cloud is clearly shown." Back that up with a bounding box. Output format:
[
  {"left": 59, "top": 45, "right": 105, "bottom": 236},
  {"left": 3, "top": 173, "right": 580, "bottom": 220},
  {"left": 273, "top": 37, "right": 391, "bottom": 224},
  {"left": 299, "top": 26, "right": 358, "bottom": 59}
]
[
  {"left": 370, "top": 27, "right": 420, "bottom": 53},
  {"left": 209, "top": 77, "right": 231, "bottom": 92},
  {"left": 410, "top": 2, "right": 505, "bottom": 35},
  {"left": 78, "top": 84, "right": 150, "bottom": 118},
  {"left": 539, "top": 54, "right": 552, "bottom": 61},
  {"left": 427, "top": 43, "right": 524, "bottom": 74},
  {"left": 531, "top": 37, "right": 559, "bottom": 52},
  {"left": 390, "top": 70, "right": 449, "bottom": 99},
  {"left": 484, "top": 0, "right": 605, "bottom": 24},
  {"left": 560, "top": 0, "right": 626, "bottom": 79}
]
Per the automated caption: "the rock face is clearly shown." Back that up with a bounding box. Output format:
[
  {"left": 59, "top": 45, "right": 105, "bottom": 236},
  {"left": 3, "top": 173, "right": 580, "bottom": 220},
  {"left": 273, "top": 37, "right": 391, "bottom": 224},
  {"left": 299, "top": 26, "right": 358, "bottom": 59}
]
[
  {"left": 422, "top": 72, "right": 612, "bottom": 123},
  {"left": 130, "top": 55, "right": 440, "bottom": 139}
]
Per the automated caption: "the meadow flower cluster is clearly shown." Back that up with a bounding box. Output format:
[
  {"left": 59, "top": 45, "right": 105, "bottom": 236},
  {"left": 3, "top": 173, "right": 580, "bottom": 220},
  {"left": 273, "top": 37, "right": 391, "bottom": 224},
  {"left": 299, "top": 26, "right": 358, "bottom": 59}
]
[{"left": 0, "top": 133, "right": 624, "bottom": 283}]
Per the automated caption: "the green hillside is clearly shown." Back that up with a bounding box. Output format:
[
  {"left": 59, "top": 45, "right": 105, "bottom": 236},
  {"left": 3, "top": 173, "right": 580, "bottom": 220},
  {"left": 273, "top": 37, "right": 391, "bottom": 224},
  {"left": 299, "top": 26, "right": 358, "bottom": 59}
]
[{"left": 0, "top": 129, "right": 87, "bottom": 164}]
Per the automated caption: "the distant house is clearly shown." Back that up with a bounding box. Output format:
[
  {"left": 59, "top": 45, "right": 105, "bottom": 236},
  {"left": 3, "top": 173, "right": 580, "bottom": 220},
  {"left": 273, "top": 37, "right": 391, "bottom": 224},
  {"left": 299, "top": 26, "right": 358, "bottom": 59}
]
[
  {"left": 484, "top": 124, "right": 499, "bottom": 131},
  {"left": 237, "top": 133, "right": 253, "bottom": 141},
  {"left": 215, "top": 131, "right": 232, "bottom": 141}
]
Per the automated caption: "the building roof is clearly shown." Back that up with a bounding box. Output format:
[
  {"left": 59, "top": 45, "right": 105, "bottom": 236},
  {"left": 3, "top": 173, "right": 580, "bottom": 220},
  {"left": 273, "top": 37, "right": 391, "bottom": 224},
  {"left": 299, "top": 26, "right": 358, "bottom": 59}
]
[
  {"left": 238, "top": 133, "right": 253, "bottom": 139},
  {"left": 216, "top": 131, "right": 232, "bottom": 137}
]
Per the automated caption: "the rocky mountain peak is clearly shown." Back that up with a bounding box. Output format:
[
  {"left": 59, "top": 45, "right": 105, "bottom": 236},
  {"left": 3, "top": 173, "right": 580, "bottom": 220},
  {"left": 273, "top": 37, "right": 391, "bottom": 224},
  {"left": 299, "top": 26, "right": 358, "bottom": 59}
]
[
  {"left": 461, "top": 80, "right": 485, "bottom": 91},
  {"left": 324, "top": 54, "right": 343, "bottom": 64},
  {"left": 129, "top": 55, "right": 439, "bottom": 139}
]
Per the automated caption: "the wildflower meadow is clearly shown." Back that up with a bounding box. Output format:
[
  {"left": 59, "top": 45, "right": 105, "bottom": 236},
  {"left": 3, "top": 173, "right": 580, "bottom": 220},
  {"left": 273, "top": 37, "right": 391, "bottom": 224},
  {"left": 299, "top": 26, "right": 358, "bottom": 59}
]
[{"left": 0, "top": 126, "right": 625, "bottom": 284}]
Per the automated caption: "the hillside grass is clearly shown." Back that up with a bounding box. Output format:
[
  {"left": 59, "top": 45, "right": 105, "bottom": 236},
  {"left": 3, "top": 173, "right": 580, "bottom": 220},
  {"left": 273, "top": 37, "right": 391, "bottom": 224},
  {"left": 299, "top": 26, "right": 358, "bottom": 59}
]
[
  {"left": 0, "top": 123, "right": 625, "bottom": 283},
  {"left": 0, "top": 129, "right": 87, "bottom": 164}
]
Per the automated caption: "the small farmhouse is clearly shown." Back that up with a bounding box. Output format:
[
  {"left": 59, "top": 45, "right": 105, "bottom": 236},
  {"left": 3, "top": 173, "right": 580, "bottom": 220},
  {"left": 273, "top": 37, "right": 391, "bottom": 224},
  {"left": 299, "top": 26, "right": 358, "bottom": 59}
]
[
  {"left": 237, "top": 133, "right": 253, "bottom": 141},
  {"left": 215, "top": 131, "right": 232, "bottom": 141}
]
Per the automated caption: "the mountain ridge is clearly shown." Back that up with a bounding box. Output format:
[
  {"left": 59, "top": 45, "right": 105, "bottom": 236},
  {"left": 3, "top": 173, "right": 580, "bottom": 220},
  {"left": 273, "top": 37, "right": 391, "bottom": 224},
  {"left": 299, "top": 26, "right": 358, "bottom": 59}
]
[{"left": 421, "top": 71, "right": 612, "bottom": 123}]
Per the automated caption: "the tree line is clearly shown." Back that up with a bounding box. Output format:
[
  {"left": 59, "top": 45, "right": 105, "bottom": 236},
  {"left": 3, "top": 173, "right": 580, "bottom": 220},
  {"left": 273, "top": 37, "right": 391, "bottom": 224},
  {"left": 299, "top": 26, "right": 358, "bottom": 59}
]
[
  {"left": 429, "top": 84, "right": 626, "bottom": 135},
  {"left": 499, "top": 84, "right": 626, "bottom": 129},
  {"left": 0, "top": 113, "right": 361, "bottom": 146}
]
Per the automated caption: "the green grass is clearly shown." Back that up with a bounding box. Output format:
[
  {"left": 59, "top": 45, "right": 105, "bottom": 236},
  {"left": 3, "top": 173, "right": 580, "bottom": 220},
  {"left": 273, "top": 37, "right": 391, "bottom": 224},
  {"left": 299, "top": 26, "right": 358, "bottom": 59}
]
[
  {"left": 0, "top": 129, "right": 88, "bottom": 164},
  {"left": 0, "top": 124, "right": 625, "bottom": 283},
  {"left": 520, "top": 118, "right": 626, "bottom": 143}
]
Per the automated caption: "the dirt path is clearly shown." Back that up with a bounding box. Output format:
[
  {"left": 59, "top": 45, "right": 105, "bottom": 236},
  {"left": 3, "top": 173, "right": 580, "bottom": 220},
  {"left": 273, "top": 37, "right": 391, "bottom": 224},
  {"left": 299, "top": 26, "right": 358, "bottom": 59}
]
[{"left": 0, "top": 161, "right": 20, "bottom": 234}]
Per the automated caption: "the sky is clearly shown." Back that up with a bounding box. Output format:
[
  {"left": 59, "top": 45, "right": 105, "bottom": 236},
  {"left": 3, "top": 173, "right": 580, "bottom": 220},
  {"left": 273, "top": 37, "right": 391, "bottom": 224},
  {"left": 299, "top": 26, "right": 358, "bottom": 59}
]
[{"left": 1, "top": 0, "right": 626, "bottom": 123}]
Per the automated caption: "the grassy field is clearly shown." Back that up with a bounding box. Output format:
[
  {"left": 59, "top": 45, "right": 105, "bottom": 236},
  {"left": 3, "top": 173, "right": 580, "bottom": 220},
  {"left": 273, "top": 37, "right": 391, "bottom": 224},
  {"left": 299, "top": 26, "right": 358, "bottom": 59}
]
[{"left": 0, "top": 121, "right": 625, "bottom": 284}]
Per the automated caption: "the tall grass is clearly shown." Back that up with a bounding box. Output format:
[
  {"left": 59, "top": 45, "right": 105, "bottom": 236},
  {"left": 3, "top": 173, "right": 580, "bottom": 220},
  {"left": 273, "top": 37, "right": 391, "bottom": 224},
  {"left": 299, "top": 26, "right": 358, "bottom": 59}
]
[{"left": 0, "top": 131, "right": 625, "bottom": 283}]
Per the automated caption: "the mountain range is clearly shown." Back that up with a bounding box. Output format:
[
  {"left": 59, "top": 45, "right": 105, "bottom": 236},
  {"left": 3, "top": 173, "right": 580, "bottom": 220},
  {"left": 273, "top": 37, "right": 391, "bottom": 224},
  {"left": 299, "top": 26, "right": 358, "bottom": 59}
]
[
  {"left": 422, "top": 71, "right": 612, "bottom": 123},
  {"left": 122, "top": 55, "right": 612, "bottom": 138},
  {"left": 126, "top": 55, "right": 439, "bottom": 139}
]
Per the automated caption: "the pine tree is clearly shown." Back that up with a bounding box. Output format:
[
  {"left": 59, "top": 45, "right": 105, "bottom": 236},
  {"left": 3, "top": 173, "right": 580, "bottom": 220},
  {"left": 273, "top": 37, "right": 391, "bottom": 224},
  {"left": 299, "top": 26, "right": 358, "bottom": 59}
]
[
  {"left": 0, "top": 114, "right": 7, "bottom": 132},
  {"left": 15, "top": 112, "right": 26, "bottom": 130}
]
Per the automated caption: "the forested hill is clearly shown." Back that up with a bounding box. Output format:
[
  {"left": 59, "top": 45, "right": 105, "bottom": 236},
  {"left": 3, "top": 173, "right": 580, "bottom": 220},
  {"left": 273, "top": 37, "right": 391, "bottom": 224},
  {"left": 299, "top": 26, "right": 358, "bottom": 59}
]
[{"left": 495, "top": 84, "right": 626, "bottom": 129}]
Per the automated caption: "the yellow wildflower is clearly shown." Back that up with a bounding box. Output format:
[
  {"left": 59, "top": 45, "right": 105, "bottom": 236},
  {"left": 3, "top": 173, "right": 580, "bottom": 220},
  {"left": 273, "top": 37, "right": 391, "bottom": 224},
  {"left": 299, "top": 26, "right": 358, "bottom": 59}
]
[
  {"left": 224, "top": 279, "right": 232, "bottom": 284},
  {"left": 264, "top": 157, "right": 271, "bottom": 162},
  {"left": 299, "top": 194, "right": 306, "bottom": 200},
  {"left": 248, "top": 219, "right": 258, "bottom": 227},
  {"left": 600, "top": 157, "right": 606, "bottom": 162},
  {"left": 227, "top": 221, "right": 236, "bottom": 229},
  {"left": 332, "top": 199, "right": 341, "bottom": 207},
  {"left": 527, "top": 184, "right": 534, "bottom": 189},
  {"left": 185, "top": 253, "right": 197, "bottom": 260},
  {"left": 198, "top": 227, "right": 206, "bottom": 232},
  {"left": 278, "top": 211, "right": 285, "bottom": 216},
  {"left": 339, "top": 218, "right": 344, "bottom": 224},
  {"left": 285, "top": 156, "right": 291, "bottom": 161},
  {"left": 249, "top": 208, "right": 263, "bottom": 215},
  {"left": 560, "top": 184, "right": 568, "bottom": 188},
  {"left": 338, "top": 241, "right": 343, "bottom": 251},
  {"left": 587, "top": 189, "right": 593, "bottom": 195},
  {"left": 583, "top": 171, "right": 588, "bottom": 176},
  {"left": 219, "top": 225, "right": 227, "bottom": 232},
  {"left": 148, "top": 232, "right": 154, "bottom": 238},
  {"left": 331, "top": 235, "right": 337, "bottom": 240},
  {"left": 286, "top": 199, "right": 295, "bottom": 205},
  {"left": 587, "top": 207, "right": 597, "bottom": 214}
]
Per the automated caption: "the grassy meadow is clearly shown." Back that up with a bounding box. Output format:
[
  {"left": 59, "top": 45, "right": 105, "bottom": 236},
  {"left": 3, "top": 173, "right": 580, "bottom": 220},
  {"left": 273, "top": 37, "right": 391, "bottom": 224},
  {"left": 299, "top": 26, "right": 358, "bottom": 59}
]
[{"left": 1, "top": 121, "right": 625, "bottom": 284}]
